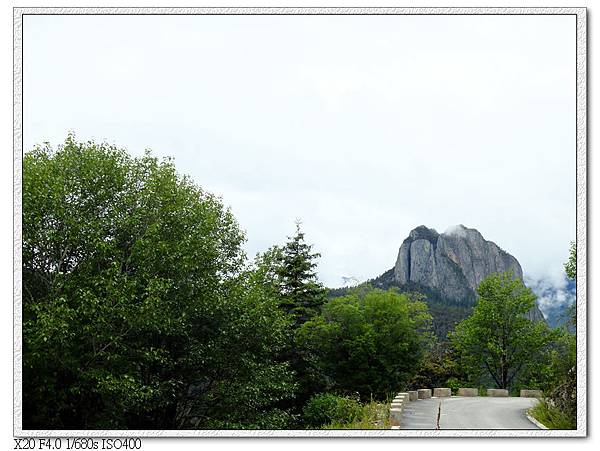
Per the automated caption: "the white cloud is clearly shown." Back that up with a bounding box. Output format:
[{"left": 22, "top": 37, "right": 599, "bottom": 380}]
[
  {"left": 444, "top": 225, "right": 468, "bottom": 238},
  {"left": 525, "top": 272, "right": 575, "bottom": 318},
  {"left": 23, "top": 14, "right": 576, "bottom": 288}
]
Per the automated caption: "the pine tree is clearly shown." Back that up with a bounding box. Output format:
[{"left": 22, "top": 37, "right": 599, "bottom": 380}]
[{"left": 276, "top": 221, "right": 326, "bottom": 327}]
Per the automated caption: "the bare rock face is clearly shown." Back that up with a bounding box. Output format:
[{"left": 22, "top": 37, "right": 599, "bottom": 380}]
[{"left": 394, "top": 224, "right": 545, "bottom": 321}]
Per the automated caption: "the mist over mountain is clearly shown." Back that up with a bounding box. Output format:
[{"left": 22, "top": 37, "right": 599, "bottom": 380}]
[{"left": 526, "top": 275, "right": 575, "bottom": 328}]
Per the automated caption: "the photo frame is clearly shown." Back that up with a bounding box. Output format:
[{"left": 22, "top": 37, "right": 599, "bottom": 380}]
[{"left": 13, "top": 6, "right": 587, "bottom": 438}]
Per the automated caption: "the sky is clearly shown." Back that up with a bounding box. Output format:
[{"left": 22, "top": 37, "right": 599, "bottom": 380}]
[{"left": 23, "top": 14, "right": 576, "bottom": 312}]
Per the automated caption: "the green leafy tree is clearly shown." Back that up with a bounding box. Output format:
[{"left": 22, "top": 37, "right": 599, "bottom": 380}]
[
  {"left": 565, "top": 241, "right": 576, "bottom": 280},
  {"left": 23, "top": 136, "right": 296, "bottom": 429},
  {"left": 450, "top": 271, "right": 557, "bottom": 390},
  {"left": 275, "top": 222, "right": 327, "bottom": 327},
  {"left": 297, "top": 288, "right": 432, "bottom": 400}
]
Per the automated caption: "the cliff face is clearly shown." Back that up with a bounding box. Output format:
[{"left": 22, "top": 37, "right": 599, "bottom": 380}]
[{"left": 393, "top": 225, "right": 545, "bottom": 322}]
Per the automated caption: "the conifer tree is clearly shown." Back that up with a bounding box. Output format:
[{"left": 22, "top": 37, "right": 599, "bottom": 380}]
[{"left": 276, "top": 221, "right": 327, "bottom": 328}]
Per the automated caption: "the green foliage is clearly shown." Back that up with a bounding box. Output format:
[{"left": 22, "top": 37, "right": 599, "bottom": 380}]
[
  {"left": 302, "top": 393, "right": 362, "bottom": 428},
  {"left": 530, "top": 398, "right": 576, "bottom": 429},
  {"left": 564, "top": 241, "right": 576, "bottom": 281},
  {"left": 445, "top": 377, "right": 462, "bottom": 395},
  {"left": 562, "top": 241, "right": 577, "bottom": 330},
  {"left": 297, "top": 288, "right": 432, "bottom": 400},
  {"left": 321, "top": 400, "right": 390, "bottom": 429},
  {"left": 23, "top": 136, "right": 296, "bottom": 429},
  {"left": 535, "top": 327, "right": 576, "bottom": 426},
  {"left": 251, "top": 245, "right": 285, "bottom": 296},
  {"left": 408, "top": 341, "right": 463, "bottom": 390},
  {"left": 450, "top": 271, "right": 558, "bottom": 390}
]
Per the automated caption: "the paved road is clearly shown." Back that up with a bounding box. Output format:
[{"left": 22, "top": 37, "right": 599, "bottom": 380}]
[{"left": 400, "top": 396, "right": 539, "bottom": 429}]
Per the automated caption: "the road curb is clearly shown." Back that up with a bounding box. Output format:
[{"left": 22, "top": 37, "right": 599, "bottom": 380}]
[{"left": 525, "top": 409, "right": 548, "bottom": 430}]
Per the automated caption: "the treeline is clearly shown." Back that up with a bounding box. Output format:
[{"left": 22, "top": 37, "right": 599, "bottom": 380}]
[{"left": 22, "top": 137, "right": 576, "bottom": 430}]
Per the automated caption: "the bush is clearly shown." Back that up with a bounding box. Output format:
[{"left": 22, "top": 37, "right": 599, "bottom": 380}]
[
  {"left": 322, "top": 400, "right": 390, "bottom": 429},
  {"left": 530, "top": 398, "right": 576, "bottom": 429},
  {"left": 302, "top": 394, "right": 362, "bottom": 428},
  {"left": 445, "top": 377, "right": 461, "bottom": 395}
]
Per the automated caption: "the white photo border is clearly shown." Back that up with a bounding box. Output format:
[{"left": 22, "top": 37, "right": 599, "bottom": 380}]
[{"left": 13, "top": 6, "right": 588, "bottom": 438}]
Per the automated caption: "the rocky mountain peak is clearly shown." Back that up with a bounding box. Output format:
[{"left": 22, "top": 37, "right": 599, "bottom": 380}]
[
  {"left": 408, "top": 225, "right": 439, "bottom": 242},
  {"left": 394, "top": 224, "right": 544, "bottom": 322}
]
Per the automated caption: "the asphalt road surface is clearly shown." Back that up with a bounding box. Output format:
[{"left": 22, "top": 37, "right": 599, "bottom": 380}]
[{"left": 400, "top": 396, "right": 539, "bottom": 429}]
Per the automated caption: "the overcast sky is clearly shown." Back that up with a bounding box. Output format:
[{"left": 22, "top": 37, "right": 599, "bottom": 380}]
[{"left": 23, "top": 14, "right": 576, "bottom": 304}]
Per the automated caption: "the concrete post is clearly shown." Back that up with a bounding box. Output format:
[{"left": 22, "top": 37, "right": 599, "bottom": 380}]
[
  {"left": 487, "top": 388, "right": 509, "bottom": 397},
  {"left": 433, "top": 387, "right": 451, "bottom": 397},
  {"left": 389, "top": 407, "right": 403, "bottom": 426},
  {"left": 520, "top": 389, "right": 543, "bottom": 398},
  {"left": 408, "top": 390, "right": 418, "bottom": 401},
  {"left": 397, "top": 392, "right": 410, "bottom": 402},
  {"left": 457, "top": 388, "right": 478, "bottom": 397},
  {"left": 417, "top": 388, "right": 432, "bottom": 399}
]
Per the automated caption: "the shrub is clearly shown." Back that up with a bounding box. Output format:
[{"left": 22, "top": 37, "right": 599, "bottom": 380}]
[
  {"left": 530, "top": 398, "right": 576, "bottom": 429},
  {"left": 322, "top": 400, "right": 390, "bottom": 429},
  {"left": 302, "top": 393, "right": 362, "bottom": 428},
  {"left": 445, "top": 377, "right": 461, "bottom": 395}
]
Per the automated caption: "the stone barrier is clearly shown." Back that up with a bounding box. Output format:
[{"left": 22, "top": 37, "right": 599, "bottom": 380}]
[
  {"left": 397, "top": 392, "right": 410, "bottom": 402},
  {"left": 389, "top": 407, "right": 403, "bottom": 426},
  {"left": 417, "top": 388, "right": 432, "bottom": 399},
  {"left": 487, "top": 388, "right": 509, "bottom": 397},
  {"left": 393, "top": 394, "right": 408, "bottom": 405},
  {"left": 520, "top": 389, "right": 543, "bottom": 398},
  {"left": 408, "top": 390, "right": 418, "bottom": 401},
  {"left": 433, "top": 387, "right": 451, "bottom": 397},
  {"left": 457, "top": 388, "right": 478, "bottom": 397}
]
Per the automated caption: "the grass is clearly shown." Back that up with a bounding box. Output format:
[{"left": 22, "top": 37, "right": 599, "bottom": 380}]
[
  {"left": 529, "top": 398, "right": 575, "bottom": 430},
  {"left": 321, "top": 401, "right": 391, "bottom": 429}
]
